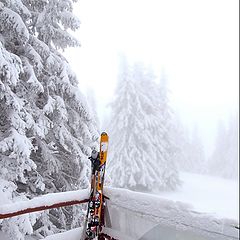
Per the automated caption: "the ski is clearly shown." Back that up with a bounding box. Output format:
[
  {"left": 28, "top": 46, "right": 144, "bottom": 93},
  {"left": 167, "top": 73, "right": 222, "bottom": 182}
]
[
  {"left": 95, "top": 132, "right": 108, "bottom": 228},
  {"left": 84, "top": 132, "right": 109, "bottom": 240}
]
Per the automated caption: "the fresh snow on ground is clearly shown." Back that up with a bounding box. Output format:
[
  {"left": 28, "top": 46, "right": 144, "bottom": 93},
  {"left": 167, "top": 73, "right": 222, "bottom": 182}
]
[{"left": 156, "top": 172, "right": 239, "bottom": 221}]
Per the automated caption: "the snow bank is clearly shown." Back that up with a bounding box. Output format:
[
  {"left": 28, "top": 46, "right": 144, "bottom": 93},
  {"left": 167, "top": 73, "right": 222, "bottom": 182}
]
[{"left": 104, "top": 187, "right": 239, "bottom": 240}]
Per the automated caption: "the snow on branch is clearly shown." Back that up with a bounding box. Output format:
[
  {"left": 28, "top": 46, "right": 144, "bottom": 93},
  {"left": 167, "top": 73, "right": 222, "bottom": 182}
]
[{"left": 0, "top": 188, "right": 90, "bottom": 219}]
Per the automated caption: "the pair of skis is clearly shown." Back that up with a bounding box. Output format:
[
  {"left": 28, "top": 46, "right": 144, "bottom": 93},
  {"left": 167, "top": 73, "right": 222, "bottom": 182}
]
[{"left": 84, "top": 132, "right": 109, "bottom": 240}]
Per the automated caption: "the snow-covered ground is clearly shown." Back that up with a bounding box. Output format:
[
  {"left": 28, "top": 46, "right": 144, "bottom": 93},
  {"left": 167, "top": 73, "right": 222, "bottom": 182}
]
[{"left": 156, "top": 172, "right": 239, "bottom": 221}]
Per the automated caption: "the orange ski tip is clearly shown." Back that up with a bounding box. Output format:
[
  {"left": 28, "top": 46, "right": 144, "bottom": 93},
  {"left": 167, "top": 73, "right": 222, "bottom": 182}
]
[
  {"left": 101, "top": 132, "right": 108, "bottom": 136},
  {"left": 100, "top": 132, "right": 108, "bottom": 141}
]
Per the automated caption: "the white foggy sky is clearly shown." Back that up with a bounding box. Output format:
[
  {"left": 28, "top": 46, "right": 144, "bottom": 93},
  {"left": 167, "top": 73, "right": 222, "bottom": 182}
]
[{"left": 64, "top": 0, "right": 239, "bottom": 156}]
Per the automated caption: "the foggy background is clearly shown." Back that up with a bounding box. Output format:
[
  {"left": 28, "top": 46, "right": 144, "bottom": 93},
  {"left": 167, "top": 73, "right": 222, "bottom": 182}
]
[
  {"left": 64, "top": 0, "right": 239, "bottom": 157},
  {"left": 0, "top": 1, "right": 238, "bottom": 239}
]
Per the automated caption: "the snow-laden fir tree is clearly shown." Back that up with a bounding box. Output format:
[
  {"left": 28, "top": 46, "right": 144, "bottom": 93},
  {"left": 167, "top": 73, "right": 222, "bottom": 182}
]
[
  {"left": 106, "top": 57, "right": 180, "bottom": 191},
  {"left": 0, "top": 0, "right": 98, "bottom": 239},
  {"left": 106, "top": 57, "right": 159, "bottom": 191},
  {"left": 154, "top": 70, "right": 180, "bottom": 189},
  {"left": 171, "top": 114, "right": 191, "bottom": 171},
  {"left": 133, "top": 64, "right": 180, "bottom": 189},
  {"left": 208, "top": 115, "right": 238, "bottom": 179},
  {"left": 0, "top": 2, "right": 42, "bottom": 238},
  {"left": 0, "top": 31, "right": 39, "bottom": 240}
]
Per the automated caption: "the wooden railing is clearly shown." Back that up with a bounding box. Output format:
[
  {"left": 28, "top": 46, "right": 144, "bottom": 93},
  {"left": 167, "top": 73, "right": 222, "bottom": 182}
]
[{"left": 0, "top": 189, "right": 89, "bottom": 220}]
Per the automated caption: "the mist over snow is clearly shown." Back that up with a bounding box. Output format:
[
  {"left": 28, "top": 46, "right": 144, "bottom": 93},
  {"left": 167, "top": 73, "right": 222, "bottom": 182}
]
[{"left": 0, "top": 0, "right": 238, "bottom": 240}]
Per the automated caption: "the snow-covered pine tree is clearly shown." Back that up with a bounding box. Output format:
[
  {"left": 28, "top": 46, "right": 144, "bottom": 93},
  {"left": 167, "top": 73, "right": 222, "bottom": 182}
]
[
  {"left": 154, "top": 70, "right": 180, "bottom": 189},
  {"left": 0, "top": 0, "right": 98, "bottom": 239},
  {"left": 20, "top": 0, "right": 98, "bottom": 236},
  {"left": 131, "top": 63, "right": 180, "bottom": 190},
  {"left": 107, "top": 57, "right": 180, "bottom": 191},
  {"left": 172, "top": 117, "right": 193, "bottom": 172},
  {"left": 0, "top": 2, "right": 42, "bottom": 238},
  {"left": 208, "top": 115, "right": 238, "bottom": 179},
  {"left": 107, "top": 57, "right": 158, "bottom": 191}
]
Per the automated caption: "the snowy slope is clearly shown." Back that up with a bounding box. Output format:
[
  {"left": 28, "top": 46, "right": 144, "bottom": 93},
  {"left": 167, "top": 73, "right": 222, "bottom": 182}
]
[{"left": 156, "top": 172, "right": 239, "bottom": 221}]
